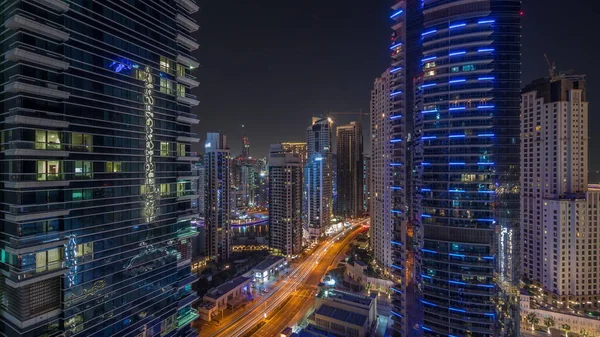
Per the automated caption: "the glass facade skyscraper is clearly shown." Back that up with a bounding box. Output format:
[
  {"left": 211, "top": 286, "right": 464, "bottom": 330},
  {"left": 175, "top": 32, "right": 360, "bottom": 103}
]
[
  {"left": 1, "top": 1, "right": 201, "bottom": 336},
  {"left": 389, "top": 1, "right": 521, "bottom": 336}
]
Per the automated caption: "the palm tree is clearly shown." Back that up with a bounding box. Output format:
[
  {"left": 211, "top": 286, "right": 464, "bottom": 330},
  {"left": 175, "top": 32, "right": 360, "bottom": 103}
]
[
  {"left": 561, "top": 324, "right": 571, "bottom": 337},
  {"left": 544, "top": 317, "right": 555, "bottom": 335},
  {"left": 526, "top": 313, "right": 540, "bottom": 331}
]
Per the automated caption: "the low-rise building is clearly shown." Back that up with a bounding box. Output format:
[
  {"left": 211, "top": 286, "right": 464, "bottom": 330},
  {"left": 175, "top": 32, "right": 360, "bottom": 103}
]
[
  {"left": 309, "top": 288, "right": 378, "bottom": 337},
  {"left": 345, "top": 260, "right": 394, "bottom": 294},
  {"left": 197, "top": 276, "right": 251, "bottom": 322},
  {"left": 252, "top": 255, "right": 287, "bottom": 284}
]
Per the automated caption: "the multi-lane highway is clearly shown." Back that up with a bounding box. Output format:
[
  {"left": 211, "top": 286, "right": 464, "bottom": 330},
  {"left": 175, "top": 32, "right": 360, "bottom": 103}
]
[{"left": 202, "top": 220, "right": 367, "bottom": 337}]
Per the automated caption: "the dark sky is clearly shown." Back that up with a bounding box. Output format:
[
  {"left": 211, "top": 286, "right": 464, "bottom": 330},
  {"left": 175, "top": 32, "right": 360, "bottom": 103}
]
[{"left": 191, "top": 0, "right": 600, "bottom": 180}]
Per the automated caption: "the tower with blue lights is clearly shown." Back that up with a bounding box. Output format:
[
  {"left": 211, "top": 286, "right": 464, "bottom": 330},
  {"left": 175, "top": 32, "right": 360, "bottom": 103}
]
[
  {"left": 0, "top": 1, "right": 201, "bottom": 336},
  {"left": 388, "top": 0, "right": 521, "bottom": 336}
]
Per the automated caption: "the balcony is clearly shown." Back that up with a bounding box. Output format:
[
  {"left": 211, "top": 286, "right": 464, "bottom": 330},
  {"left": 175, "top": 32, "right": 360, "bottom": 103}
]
[
  {"left": 5, "top": 114, "right": 69, "bottom": 128},
  {"left": 5, "top": 14, "right": 70, "bottom": 41},
  {"left": 5, "top": 81, "right": 70, "bottom": 99},
  {"left": 6, "top": 47, "right": 69, "bottom": 70},
  {"left": 32, "top": 0, "right": 70, "bottom": 12},
  {"left": 176, "top": 75, "right": 200, "bottom": 88},
  {"left": 176, "top": 309, "right": 199, "bottom": 329},
  {"left": 5, "top": 260, "right": 68, "bottom": 288},
  {"left": 177, "top": 192, "right": 200, "bottom": 201},
  {"left": 177, "top": 226, "right": 199, "bottom": 239},
  {"left": 177, "top": 54, "right": 199, "bottom": 69},
  {"left": 176, "top": 13, "right": 199, "bottom": 32},
  {"left": 5, "top": 180, "right": 70, "bottom": 189},
  {"left": 176, "top": 93, "right": 200, "bottom": 106},
  {"left": 5, "top": 206, "right": 69, "bottom": 223},
  {"left": 176, "top": 134, "right": 201, "bottom": 143},
  {"left": 177, "top": 112, "right": 200, "bottom": 124},
  {"left": 6, "top": 237, "right": 68, "bottom": 255},
  {"left": 177, "top": 212, "right": 200, "bottom": 222},
  {"left": 175, "top": 0, "right": 199, "bottom": 14},
  {"left": 176, "top": 34, "right": 200, "bottom": 51},
  {"left": 4, "top": 141, "right": 70, "bottom": 157}
]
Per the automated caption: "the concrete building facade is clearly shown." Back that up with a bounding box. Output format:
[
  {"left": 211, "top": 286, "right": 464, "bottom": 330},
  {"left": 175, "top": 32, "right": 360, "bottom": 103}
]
[{"left": 336, "top": 122, "right": 363, "bottom": 218}]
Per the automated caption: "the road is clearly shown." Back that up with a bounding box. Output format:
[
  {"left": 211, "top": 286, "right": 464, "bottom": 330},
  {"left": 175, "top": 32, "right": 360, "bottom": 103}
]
[{"left": 204, "top": 220, "right": 368, "bottom": 337}]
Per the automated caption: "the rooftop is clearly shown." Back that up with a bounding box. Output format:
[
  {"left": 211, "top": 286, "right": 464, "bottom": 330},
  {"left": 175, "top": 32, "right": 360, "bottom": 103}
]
[
  {"left": 315, "top": 304, "right": 368, "bottom": 327},
  {"left": 294, "top": 324, "right": 344, "bottom": 337},
  {"left": 204, "top": 276, "right": 250, "bottom": 300},
  {"left": 318, "top": 289, "right": 374, "bottom": 307},
  {"left": 253, "top": 255, "right": 285, "bottom": 271}
]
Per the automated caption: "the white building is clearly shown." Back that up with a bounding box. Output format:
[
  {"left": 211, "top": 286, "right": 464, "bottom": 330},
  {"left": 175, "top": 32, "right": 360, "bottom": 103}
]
[
  {"left": 269, "top": 144, "right": 303, "bottom": 256},
  {"left": 205, "top": 133, "right": 231, "bottom": 263},
  {"left": 521, "top": 75, "right": 600, "bottom": 308},
  {"left": 369, "top": 70, "right": 393, "bottom": 273},
  {"left": 304, "top": 118, "right": 333, "bottom": 239}
]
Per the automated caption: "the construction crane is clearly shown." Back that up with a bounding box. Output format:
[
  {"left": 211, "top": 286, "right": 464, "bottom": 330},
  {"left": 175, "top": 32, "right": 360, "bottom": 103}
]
[{"left": 544, "top": 53, "right": 557, "bottom": 80}]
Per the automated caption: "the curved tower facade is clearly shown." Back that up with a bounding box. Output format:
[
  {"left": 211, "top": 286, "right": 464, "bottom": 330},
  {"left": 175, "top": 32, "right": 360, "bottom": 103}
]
[{"left": 416, "top": 1, "right": 521, "bottom": 336}]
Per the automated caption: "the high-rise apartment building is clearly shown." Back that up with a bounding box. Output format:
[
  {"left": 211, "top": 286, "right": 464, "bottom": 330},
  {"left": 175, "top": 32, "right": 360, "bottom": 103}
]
[
  {"left": 204, "top": 133, "right": 231, "bottom": 263},
  {"left": 304, "top": 117, "right": 333, "bottom": 239},
  {"left": 268, "top": 144, "right": 303, "bottom": 257},
  {"left": 0, "top": 1, "right": 201, "bottom": 336},
  {"left": 521, "top": 75, "right": 600, "bottom": 309},
  {"left": 370, "top": 71, "right": 393, "bottom": 276},
  {"left": 241, "top": 135, "right": 250, "bottom": 158},
  {"left": 386, "top": 1, "right": 522, "bottom": 336},
  {"left": 362, "top": 155, "right": 370, "bottom": 214},
  {"left": 336, "top": 122, "right": 364, "bottom": 218},
  {"left": 281, "top": 142, "right": 308, "bottom": 169}
]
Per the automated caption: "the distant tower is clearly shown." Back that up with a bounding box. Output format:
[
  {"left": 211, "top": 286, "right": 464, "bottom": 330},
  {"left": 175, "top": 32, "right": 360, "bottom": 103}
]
[
  {"left": 336, "top": 122, "right": 363, "bottom": 218},
  {"left": 304, "top": 118, "right": 333, "bottom": 239},
  {"left": 242, "top": 135, "right": 250, "bottom": 158},
  {"left": 205, "top": 133, "right": 231, "bottom": 263},
  {"left": 521, "top": 74, "right": 600, "bottom": 309},
  {"left": 268, "top": 144, "right": 303, "bottom": 256}
]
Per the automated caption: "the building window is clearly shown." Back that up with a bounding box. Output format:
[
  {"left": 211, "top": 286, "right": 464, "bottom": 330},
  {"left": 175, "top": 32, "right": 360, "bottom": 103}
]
[
  {"left": 451, "top": 66, "right": 460, "bottom": 72},
  {"left": 177, "top": 182, "right": 186, "bottom": 197},
  {"left": 424, "top": 62, "right": 436, "bottom": 69},
  {"left": 177, "top": 143, "right": 186, "bottom": 157},
  {"left": 160, "top": 56, "right": 171, "bottom": 73},
  {"left": 425, "top": 70, "right": 435, "bottom": 77},
  {"left": 77, "top": 243, "right": 93, "bottom": 257},
  {"left": 35, "top": 130, "right": 61, "bottom": 150},
  {"left": 72, "top": 133, "right": 93, "bottom": 152},
  {"left": 37, "top": 160, "right": 61, "bottom": 181},
  {"left": 75, "top": 161, "right": 92, "bottom": 178},
  {"left": 177, "top": 64, "right": 186, "bottom": 77},
  {"left": 160, "top": 314, "right": 176, "bottom": 334},
  {"left": 160, "top": 142, "right": 170, "bottom": 156},
  {"left": 160, "top": 77, "right": 173, "bottom": 95},
  {"left": 35, "top": 248, "right": 62, "bottom": 272},
  {"left": 177, "top": 84, "right": 186, "bottom": 97},
  {"left": 72, "top": 189, "right": 93, "bottom": 201},
  {"left": 161, "top": 183, "right": 171, "bottom": 197},
  {"left": 462, "top": 64, "right": 475, "bottom": 71},
  {"left": 106, "top": 161, "right": 122, "bottom": 172}
]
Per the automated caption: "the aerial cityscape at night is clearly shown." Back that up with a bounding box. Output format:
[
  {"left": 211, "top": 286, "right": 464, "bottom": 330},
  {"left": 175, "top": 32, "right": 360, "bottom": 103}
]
[{"left": 0, "top": 0, "right": 598, "bottom": 337}]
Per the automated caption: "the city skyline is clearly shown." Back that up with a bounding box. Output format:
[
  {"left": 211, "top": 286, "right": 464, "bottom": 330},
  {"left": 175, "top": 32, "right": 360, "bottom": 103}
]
[{"left": 191, "top": 0, "right": 600, "bottom": 178}]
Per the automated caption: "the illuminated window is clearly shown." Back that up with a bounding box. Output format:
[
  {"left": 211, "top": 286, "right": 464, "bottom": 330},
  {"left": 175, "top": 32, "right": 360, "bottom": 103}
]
[
  {"left": 177, "top": 84, "right": 186, "bottom": 97},
  {"left": 72, "top": 133, "right": 93, "bottom": 151},
  {"left": 177, "top": 64, "right": 186, "bottom": 77},
  {"left": 160, "top": 77, "right": 173, "bottom": 95},
  {"left": 35, "top": 248, "right": 61, "bottom": 272},
  {"left": 135, "top": 69, "right": 146, "bottom": 81},
  {"left": 75, "top": 161, "right": 92, "bottom": 178},
  {"left": 177, "top": 182, "right": 186, "bottom": 197},
  {"left": 160, "top": 142, "right": 170, "bottom": 156},
  {"left": 160, "top": 56, "right": 171, "bottom": 73},
  {"left": 424, "top": 62, "right": 436, "bottom": 69},
  {"left": 35, "top": 130, "right": 61, "bottom": 150},
  {"left": 177, "top": 143, "right": 186, "bottom": 157},
  {"left": 451, "top": 66, "right": 460, "bottom": 72},
  {"left": 462, "top": 64, "right": 475, "bottom": 71},
  {"left": 160, "top": 183, "right": 171, "bottom": 196},
  {"left": 425, "top": 70, "right": 436, "bottom": 77},
  {"left": 536, "top": 125, "right": 542, "bottom": 132},
  {"left": 77, "top": 242, "right": 94, "bottom": 256},
  {"left": 140, "top": 185, "right": 147, "bottom": 195},
  {"left": 106, "top": 161, "right": 122, "bottom": 172},
  {"left": 37, "top": 160, "right": 61, "bottom": 181}
]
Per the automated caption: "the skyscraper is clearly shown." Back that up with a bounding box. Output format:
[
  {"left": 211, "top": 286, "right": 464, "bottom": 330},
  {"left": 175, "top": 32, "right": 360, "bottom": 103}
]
[
  {"left": 304, "top": 117, "right": 333, "bottom": 239},
  {"left": 204, "top": 133, "right": 231, "bottom": 263},
  {"left": 412, "top": 1, "right": 522, "bottom": 336},
  {"left": 362, "top": 155, "right": 370, "bottom": 215},
  {"left": 370, "top": 70, "right": 393, "bottom": 276},
  {"left": 281, "top": 142, "right": 308, "bottom": 169},
  {"left": 268, "top": 144, "right": 303, "bottom": 257},
  {"left": 0, "top": 1, "right": 201, "bottom": 336},
  {"left": 521, "top": 74, "right": 600, "bottom": 309},
  {"left": 336, "top": 122, "right": 364, "bottom": 218},
  {"left": 242, "top": 135, "right": 250, "bottom": 158}
]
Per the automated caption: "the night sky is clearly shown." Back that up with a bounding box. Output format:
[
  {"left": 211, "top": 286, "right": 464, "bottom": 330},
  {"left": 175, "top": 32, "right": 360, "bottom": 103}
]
[{"left": 191, "top": 0, "right": 599, "bottom": 181}]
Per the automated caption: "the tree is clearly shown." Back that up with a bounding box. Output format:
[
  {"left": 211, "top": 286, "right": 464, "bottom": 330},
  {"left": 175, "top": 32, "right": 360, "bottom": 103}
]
[
  {"left": 544, "top": 317, "right": 555, "bottom": 335},
  {"left": 580, "top": 329, "right": 589, "bottom": 337},
  {"left": 526, "top": 313, "right": 540, "bottom": 331},
  {"left": 561, "top": 324, "right": 571, "bottom": 337}
]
